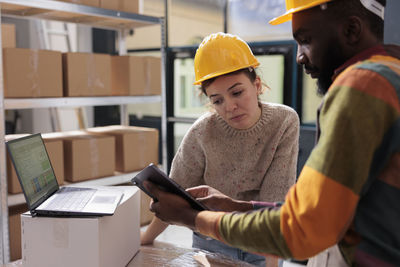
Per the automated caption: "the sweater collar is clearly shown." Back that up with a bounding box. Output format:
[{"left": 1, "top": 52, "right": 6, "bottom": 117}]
[{"left": 332, "top": 44, "right": 387, "bottom": 81}]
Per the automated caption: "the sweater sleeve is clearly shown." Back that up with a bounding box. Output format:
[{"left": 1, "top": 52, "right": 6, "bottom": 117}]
[
  {"left": 169, "top": 120, "right": 206, "bottom": 188},
  {"left": 196, "top": 64, "right": 400, "bottom": 260},
  {"left": 259, "top": 108, "right": 299, "bottom": 202}
]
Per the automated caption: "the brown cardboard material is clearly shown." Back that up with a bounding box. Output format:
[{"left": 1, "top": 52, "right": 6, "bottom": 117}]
[
  {"left": 6, "top": 134, "right": 64, "bottom": 194},
  {"left": 85, "top": 125, "right": 158, "bottom": 172},
  {"left": 110, "top": 55, "right": 130, "bottom": 96},
  {"left": 44, "top": 131, "right": 115, "bottom": 182},
  {"left": 3, "top": 48, "right": 63, "bottom": 98},
  {"left": 63, "top": 52, "right": 111, "bottom": 96},
  {"left": 9, "top": 204, "right": 28, "bottom": 261},
  {"left": 100, "top": 0, "right": 139, "bottom": 13},
  {"left": 144, "top": 56, "right": 162, "bottom": 95},
  {"left": 117, "top": 55, "right": 161, "bottom": 96},
  {"left": 57, "top": 0, "right": 99, "bottom": 7},
  {"left": 2, "top": 23, "right": 16, "bottom": 48}
]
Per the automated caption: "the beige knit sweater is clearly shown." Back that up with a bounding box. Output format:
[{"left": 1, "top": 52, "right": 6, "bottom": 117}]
[{"left": 170, "top": 102, "right": 300, "bottom": 202}]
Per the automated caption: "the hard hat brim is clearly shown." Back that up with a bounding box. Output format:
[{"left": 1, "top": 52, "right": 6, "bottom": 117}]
[
  {"left": 268, "top": 0, "right": 333, "bottom": 25},
  {"left": 193, "top": 62, "right": 260, "bottom": 85}
]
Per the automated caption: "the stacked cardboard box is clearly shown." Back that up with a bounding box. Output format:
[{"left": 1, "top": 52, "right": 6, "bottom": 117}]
[
  {"left": 6, "top": 134, "right": 64, "bottom": 194},
  {"left": 63, "top": 52, "right": 112, "bottom": 96},
  {"left": 43, "top": 131, "right": 115, "bottom": 182},
  {"left": 1, "top": 23, "right": 16, "bottom": 48},
  {"left": 86, "top": 125, "right": 159, "bottom": 172},
  {"left": 9, "top": 204, "right": 28, "bottom": 261},
  {"left": 2, "top": 48, "right": 63, "bottom": 98},
  {"left": 111, "top": 55, "right": 161, "bottom": 96}
]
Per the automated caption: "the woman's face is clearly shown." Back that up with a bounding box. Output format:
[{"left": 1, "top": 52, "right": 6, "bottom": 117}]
[{"left": 205, "top": 72, "right": 262, "bottom": 130}]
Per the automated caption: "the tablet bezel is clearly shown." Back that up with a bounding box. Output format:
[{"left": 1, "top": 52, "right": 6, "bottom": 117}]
[{"left": 131, "top": 164, "right": 208, "bottom": 211}]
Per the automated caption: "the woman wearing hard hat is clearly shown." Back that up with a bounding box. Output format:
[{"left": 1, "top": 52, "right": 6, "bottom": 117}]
[{"left": 141, "top": 32, "right": 300, "bottom": 266}]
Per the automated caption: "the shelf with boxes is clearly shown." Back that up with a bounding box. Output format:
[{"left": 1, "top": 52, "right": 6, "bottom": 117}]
[
  {"left": 6, "top": 125, "right": 159, "bottom": 207},
  {"left": 0, "top": 0, "right": 166, "bottom": 263}
]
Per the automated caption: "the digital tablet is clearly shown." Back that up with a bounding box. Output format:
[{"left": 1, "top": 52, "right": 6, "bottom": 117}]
[{"left": 131, "top": 163, "right": 208, "bottom": 211}]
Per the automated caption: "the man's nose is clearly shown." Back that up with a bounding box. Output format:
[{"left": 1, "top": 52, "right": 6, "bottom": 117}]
[{"left": 296, "top": 46, "right": 307, "bottom": 65}]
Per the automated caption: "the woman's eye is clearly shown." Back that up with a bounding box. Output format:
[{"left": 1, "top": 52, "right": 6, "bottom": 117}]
[
  {"left": 212, "top": 99, "right": 222, "bottom": 105},
  {"left": 232, "top": 90, "right": 243, "bottom": 97}
]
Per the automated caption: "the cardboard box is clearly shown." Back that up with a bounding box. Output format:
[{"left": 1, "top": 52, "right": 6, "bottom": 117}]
[
  {"left": 100, "top": 0, "right": 139, "bottom": 13},
  {"left": 22, "top": 186, "right": 140, "bottom": 267},
  {"left": 6, "top": 134, "right": 65, "bottom": 194},
  {"left": 110, "top": 56, "right": 130, "bottom": 96},
  {"left": 144, "top": 56, "right": 162, "bottom": 96},
  {"left": 56, "top": 0, "right": 99, "bottom": 7},
  {"left": 85, "top": 125, "right": 158, "bottom": 172},
  {"left": 9, "top": 204, "right": 28, "bottom": 261},
  {"left": 63, "top": 52, "right": 111, "bottom": 96},
  {"left": 115, "top": 55, "right": 161, "bottom": 96},
  {"left": 43, "top": 131, "right": 115, "bottom": 182},
  {"left": 3, "top": 48, "right": 63, "bottom": 98},
  {"left": 2, "top": 23, "right": 16, "bottom": 48}
]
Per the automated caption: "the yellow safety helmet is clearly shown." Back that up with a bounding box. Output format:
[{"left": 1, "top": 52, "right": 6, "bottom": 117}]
[
  {"left": 193, "top": 32, "right": 260, "bottom": 85},
  {"left": 269, "top": 0, "right": 333, "bottom": 25}
]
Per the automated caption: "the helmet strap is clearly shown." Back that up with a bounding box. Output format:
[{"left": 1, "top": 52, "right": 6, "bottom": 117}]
[{"left": 360, "top": 0, "right": 385, "bottom": 20}]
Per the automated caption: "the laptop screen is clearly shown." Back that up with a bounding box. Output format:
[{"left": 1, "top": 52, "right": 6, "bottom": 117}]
[{"left": 7, "top": 134, "right": 59, "bottom": 209}]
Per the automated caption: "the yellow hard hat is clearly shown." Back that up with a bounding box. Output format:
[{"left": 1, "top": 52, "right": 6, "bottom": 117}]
[
  {"left": 269, "top": 0, "right": 333, "bottom": 25},
  {"left": 193, "top": 32, "right": 260, "bottom": 85}
]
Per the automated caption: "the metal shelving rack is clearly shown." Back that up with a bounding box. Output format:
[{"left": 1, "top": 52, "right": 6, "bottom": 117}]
[{"left": 0, "top": 0, "right": 167, "bottom": 263}]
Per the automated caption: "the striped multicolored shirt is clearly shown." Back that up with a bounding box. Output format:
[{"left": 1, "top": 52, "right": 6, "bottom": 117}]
[{"left": 195, "top": 45, "right": 400, "bottom": 266}]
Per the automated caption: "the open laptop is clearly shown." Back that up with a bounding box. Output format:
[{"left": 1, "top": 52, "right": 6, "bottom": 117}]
[{"left": 6, "top": 133, "right": 123, "bottom": 217}]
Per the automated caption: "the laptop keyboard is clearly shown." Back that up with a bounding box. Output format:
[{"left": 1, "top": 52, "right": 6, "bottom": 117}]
[{"left": 46, "top": 187, "right": 96, "bottom": 211}]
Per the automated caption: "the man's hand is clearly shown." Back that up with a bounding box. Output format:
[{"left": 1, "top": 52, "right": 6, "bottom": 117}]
[
  {"left": 144, "top": 181, "right": 199, "bottom": 230},
  {"left": 187, "top": 185, "right": 253, "bottom": 212}
]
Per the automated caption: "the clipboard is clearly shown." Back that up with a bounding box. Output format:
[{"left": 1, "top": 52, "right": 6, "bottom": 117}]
[{"left": 131, "top": 163, "right": 208, "bottom": 211}]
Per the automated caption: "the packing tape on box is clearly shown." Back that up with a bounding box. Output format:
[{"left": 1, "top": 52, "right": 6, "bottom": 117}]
[
  {"left": 89, "top": 138, "right": 100, "bottom": 179},
  {"left": 144, "top": 58, "right": 151, "bottom": 95},
  {"left": 87, "top": 53, "right": 104, "bottom": 96},
  {"left": 28, "top": 50, "right": 40, "bottom": 96},
  {"left": 138, "top": 131, "right": 147, "bottom": 168},
  {"left": 52, "top": 220, "right": 69, "bottom": 249}
]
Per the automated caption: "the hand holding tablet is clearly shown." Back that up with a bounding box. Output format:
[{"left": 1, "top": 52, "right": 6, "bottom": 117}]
[{"left": 131, "top": 164, "right": 208, "bottom": 211}]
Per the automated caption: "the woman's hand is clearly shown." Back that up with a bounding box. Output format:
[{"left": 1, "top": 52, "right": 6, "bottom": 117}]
[
  {"left": 187, "top": 185, "right": 253, "bottom": 212},
  {"left": 144, "top": 181, "right": 199, "bottom": 229}
]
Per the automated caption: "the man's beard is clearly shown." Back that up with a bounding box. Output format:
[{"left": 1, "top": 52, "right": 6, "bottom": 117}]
[{"left": 316, "top": 72, "right": 333, "bottom": 96}]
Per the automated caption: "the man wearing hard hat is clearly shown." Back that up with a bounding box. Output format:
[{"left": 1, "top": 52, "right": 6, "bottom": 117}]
[{"left": 145, "top": 0, "right": 400, "bottom": 266}]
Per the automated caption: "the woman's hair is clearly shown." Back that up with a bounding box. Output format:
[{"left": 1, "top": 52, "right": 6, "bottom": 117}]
[{"left": 200, "top": 67, "right": 261, "bottom": 96}]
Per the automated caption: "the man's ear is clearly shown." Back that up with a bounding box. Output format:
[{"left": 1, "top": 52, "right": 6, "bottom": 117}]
[{"left": 343, "top": 16, "right": 363, "bottom": 45}]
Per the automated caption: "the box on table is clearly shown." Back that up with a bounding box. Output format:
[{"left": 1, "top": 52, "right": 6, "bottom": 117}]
[
  {"left": 112, "top": 55, "right": 161, "bottom": 96},
  {"left": 100, "top": 0, "right": 140, "bottom": 13},
  {"left": 56, "top": 0, "right": 99, "bottom": 7},
  {"left": 63, "top": 52, "right": 111, "bottom": 96},
  {"left": 3, "top": 48, "right": 63, "bottom": 98},
  {"left": 85, "top": 125, "right": 158, "bottom": 172},
  {"left": 6, "top": 134, "right": 65, "bottom": 194},
  {"left": 22, "top": 186, "right": 140, "bottom": 267},
  {"left": 9, "top": 204, "right": 28, "bottom": 261},
  {"left": 43, "top": 131, "right": 115, "bottom": 182},
  {"left": 2, "top": 23, "right": 16, "bottom": 48}
]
